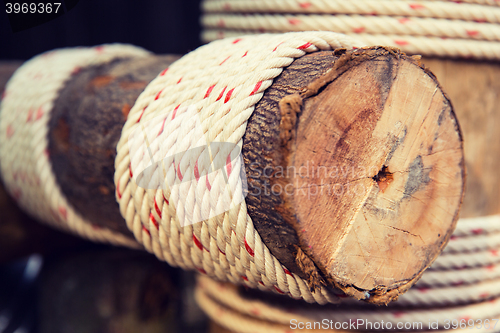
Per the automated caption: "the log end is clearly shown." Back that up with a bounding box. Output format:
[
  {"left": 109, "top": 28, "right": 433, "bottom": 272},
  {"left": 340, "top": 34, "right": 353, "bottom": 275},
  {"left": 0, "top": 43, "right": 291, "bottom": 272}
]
[{"left": 276, "top": 47, "right": 465, "bottom": 304}]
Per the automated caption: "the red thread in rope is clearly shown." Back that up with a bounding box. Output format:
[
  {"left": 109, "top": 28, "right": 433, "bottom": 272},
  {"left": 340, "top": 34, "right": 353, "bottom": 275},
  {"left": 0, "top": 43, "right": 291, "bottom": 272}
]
[
  {"left": 398, "top": 18, "right": 411, "bottom": 24},
  {"left": 274, "top": 286, "right": 285, "bottom": 294},
  {"left": 245, "top": 239, "right": 255, "bottom": 257},
  {"left": 197, "top": 267, "right": 207, "bottom": 274},
  {"left": 250, "top": 81, "right": 262, "bottom": 96},
  {"left": 242, "top": 51, "right": 248, "bottom": 57},
  {"left": 205, "top": 84, "right": 216, "bottom": 99},
  {"left": 491, "top": 249, "right": 499, "bottom": 256},
  {"left": 142, "top": 225, "right": 151, "bottom": 236},
  {"left": 129, "top": 164, "right": 133, "bottom": 178},
  {"left": 154, "top": 198, "right": 162, "bottom": 218},
  {"left": 226, "top": 154, "right": 232, "bottom": 176},
  {"left": 393, "top": 311, "right": 406, "bottom": 318},
  {"left": 258, "top": 281, "right": 265, "bottom": 286},
  {"left": 137, "top": 107, "right": 146, "bottom": 123},
  {"left": 216, "top": 87, "right": 227, "bottom": 101},
  {"left": 472, "top": 228, "right": 484, "bottom": 235},
  {"left": 154, "top": 88, "right": 164, "bottom": 101},
  {"left": 158, "top": 117, "right": 167, "bottom": 136},
  {"left": 162, "top": 193, "right": 169, "bottom": 205},
  {"left": 206, "top": 175, "right": 212, "bottom": 191},
  {"left": 220, "top": 56, "right": 230, "bottom": 65},
  {"left": 409, "top": 3, "right": 426, "bottom": 9},
  {"left": 116, "top": 183, "right": 122, "bottom": 199},
  {"left": 467, "top": 30, "right": 479, "bottom": 37},
  {"left": 149, "top": 212, "right": 159, "bottom": 229},
  {"left": 177, "top": 164, "right": 183, "bottom": 181},
  {"left": 417, "top": 287, "right": 429, "bottom": 293},
  {"left": 284, "top": 268, "right": 293, "bottom": 276},
  {"left": 58, "top": 206, "right": 67, "bottom": 220},
  {"left": 177, "top": 77, "right": 183, "bottom": 84},
  {"left": 35, "top": 107, "right": 44, "bottom": 120},
  {"left": 297, "top": 42, "right": 312, "bottom": 50},
  {"left": 193, "top": 234, "right": 204, "bottom": 251},
  {"left": 224, "top": 88, "right": 235, "bottom": 103},
  {"left": 353, "top": 27, "right": 365, "bottom": 33},
  {"left": 288, "top": 18, "right": 301, "bottom": 25},
  {"left": 480, "top": 292, "right": 490, "bottom": 299},
  {"left": 172, "top": 104, "right": 180, "bottom": 120},
  {"left": 232, "top": 38, "right": 242, "bottom": 44},
  {"left": 95, "top": 46, "right": 105, "bottom": 53},
  {"left": 6, "top": 125, "right": 14, "bottom": 138},
  {"left": 299, "top": 2, "right": 311, "bottom": 8},
  {"left": 194, "top": 160, "right": 200, "bottom": 181},
  {"left": 241, "top": 275, "right": 249, "bottom": 281},
  {"left": 395, "top": 40, "right": 409, "bottom": 46},
  {"left": 160, "top": 68, "right": 169, "bottom": 76},
  {"left": 218, "top": 246, "right": 226, "bottom": 255},
  {"left": 273, "top": 42, "right": 284, "bottom": 51}
]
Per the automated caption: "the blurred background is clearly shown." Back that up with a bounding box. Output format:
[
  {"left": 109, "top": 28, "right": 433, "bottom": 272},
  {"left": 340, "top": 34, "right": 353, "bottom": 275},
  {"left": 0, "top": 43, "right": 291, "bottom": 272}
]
[{"left": 0, "top": 0, "right": 203, "bottom": 59}]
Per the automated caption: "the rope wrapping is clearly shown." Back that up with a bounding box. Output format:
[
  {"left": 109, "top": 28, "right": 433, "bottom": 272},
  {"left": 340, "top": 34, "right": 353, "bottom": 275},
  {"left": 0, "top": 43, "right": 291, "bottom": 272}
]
[
  {"left": 114, "top": 31, "right": 367, "bottom": 305},
  {"left": 0, "top": 45, "right": 149, "bottom": 248},
  {"left": 201, "top": 0, "right": 500, "bottom": 59},
  {"left": 196, "top": 274, "right": 500, "bottom": 332}
]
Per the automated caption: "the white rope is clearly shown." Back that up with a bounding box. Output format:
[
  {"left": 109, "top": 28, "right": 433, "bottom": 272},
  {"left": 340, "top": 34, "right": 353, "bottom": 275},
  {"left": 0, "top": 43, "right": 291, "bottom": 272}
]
[
  {"left": 202, "top": 29, "right": 500, "bottom": 59},
  {"left": 203, "top": 14, "right": 500, "bottom": 41},
  {"left": 417, "top": 263, "right": 500, "bottom": 287},
  {"left": 196, "top": 274, "right": 500, "bottom": 332},
  {"left": 202, "top": 0, "right": 500, "bottom": 22},
  {"left": 201, "top": 0, "right": 500, "bottom": 59},
  {"left": 0, "top": 45, "right": 148, "bottom": 248},
  {"left": 114, "top": 31, "right": 366, "bottom": 305}
]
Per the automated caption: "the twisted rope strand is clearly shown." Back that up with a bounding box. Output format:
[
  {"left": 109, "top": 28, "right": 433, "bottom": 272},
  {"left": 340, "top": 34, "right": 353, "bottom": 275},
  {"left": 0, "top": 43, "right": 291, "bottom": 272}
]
[
  {"left": 196, "top": 275, "right": 500, "bottom": 332},
  {"left": 202, "top": 14, "right": 500, "bottom": 41},
  {"left": 202, "top": 29, "right": 500, "bottom": 59},
  {"left": 202, "top": 0, "right": 500, "bottom": 23}
]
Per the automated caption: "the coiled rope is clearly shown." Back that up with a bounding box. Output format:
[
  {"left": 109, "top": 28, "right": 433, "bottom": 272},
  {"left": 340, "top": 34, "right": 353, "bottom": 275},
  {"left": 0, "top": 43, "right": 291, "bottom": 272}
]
[
  {"left": 195, "top": 274, "right": 500, "bottom": 332},
  {"left": 201, "top": 0, "right": 500, "bottom": 59},
  {"left": 0, "top": 45, "right": 148, "bottom": 248}
]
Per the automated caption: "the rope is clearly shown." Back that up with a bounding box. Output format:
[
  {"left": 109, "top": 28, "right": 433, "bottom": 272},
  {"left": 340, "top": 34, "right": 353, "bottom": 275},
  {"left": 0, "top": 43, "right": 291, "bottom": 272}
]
[
  {"left": 114, "top": 31, "right": 365, "bottom": 305},
  {"left": 201, "top": 0, "right": 500, "bottom": 59},
  {"left": 0, "top": 45, "right": 148, "bottom": 248},
  {"left": 195, "top": 213, "right": 500, "bottom": 331},
  {"left": 196, "top": 275, "right": 500, "bottom": 333},
  {"left": 202, "top": 0, "right": 500, "bottom": 21}
]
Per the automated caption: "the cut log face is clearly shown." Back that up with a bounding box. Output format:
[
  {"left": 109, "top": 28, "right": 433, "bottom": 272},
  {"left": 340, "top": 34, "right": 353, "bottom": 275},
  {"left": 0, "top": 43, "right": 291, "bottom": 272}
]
[{"left": 245, "top": 47, "right": 465, "bottom": 304}]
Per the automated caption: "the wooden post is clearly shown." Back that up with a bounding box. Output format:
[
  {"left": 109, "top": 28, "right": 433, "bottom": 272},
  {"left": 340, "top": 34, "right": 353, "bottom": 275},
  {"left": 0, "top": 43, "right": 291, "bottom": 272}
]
[{"left": 0, "top": 46, "right": 465, "bottom": 304}]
